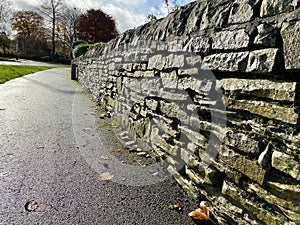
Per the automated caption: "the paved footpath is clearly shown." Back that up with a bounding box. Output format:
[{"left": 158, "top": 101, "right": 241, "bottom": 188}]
[{"left": 0, "top": 68, "right": 199, "bottom": 225}]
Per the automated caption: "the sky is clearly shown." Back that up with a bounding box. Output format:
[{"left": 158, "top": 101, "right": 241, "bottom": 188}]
[{"left": 13, "top": 0, "right": 196, "bottom": 32}]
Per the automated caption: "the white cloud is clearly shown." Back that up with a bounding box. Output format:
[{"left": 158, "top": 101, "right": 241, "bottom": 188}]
[
  {"left": 111, "top": 0, "right": 147, "bottom": 6},
  {"left": 102, "top": 3, "right": 146, "bottom": 32},
  {"left": 13, "top": 0, "right": 196, "bottom": 33}
]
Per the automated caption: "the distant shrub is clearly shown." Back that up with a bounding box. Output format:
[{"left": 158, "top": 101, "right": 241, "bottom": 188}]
[
  {"left": 73, "top": 43, "right": 89, "bottom": 58},
  {"left": 72, "top": 40, "right": 88, "bottom": 49},
  {"left": 88, "top": 42, "right": 104, "bottom": 50}
]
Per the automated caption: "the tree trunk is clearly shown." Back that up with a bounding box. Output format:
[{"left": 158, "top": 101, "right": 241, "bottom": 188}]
[{"left": 52, "top": 10, "right": 56, "bottom": 60}]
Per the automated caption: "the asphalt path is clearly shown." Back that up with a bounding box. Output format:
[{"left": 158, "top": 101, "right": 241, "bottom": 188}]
[
  {"left": 0, "top": 59, "right": 65, "bottom": 67},
  {"left": 0, "top": 68, "right": 199, "bottom": 225}
]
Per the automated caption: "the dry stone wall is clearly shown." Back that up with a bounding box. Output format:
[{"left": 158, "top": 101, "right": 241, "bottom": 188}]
[{"left": 73, "top": 0, "right": 300, "bottom": 224}]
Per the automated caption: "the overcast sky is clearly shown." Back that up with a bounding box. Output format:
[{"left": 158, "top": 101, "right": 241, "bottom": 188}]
[{"left": 13, "top": 0, "right": 196, "bottom": 32}]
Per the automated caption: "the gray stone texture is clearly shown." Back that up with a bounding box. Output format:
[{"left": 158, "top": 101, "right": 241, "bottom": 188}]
[
  {"left": 212, "top": 29, "right": 250, "bottom": 50},
  {"left": 73, "top": 1, "right": 300, "bottom": 224},
  {"left": 228, "top": 0, "right": 254, "bottom": 24},
  {"left": 281, "top": 21, "right": 300, "bottom": 70},
  {"left": 260, "top": 0, "right": 296, "bottom": 17},
  {"left": 202, "top": 52, "right": 249, "bottom": 71},
  {"left": 254, "top": 23, "right": 279, "bottom": 47},
  {"left": 246, "top": 48, "right": 280, "bottom": 73}
]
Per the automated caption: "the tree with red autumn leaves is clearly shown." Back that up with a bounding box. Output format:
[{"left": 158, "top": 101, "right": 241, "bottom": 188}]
[{"left": 76, "top": 9, "right": 118, "bottom": 44}]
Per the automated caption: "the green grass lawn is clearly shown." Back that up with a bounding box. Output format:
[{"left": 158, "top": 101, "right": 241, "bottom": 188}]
[{"left": 0, "top": 65, "right": 63, "bottom": 84}]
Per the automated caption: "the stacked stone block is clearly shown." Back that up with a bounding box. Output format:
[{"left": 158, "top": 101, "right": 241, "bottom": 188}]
[{"left": 74, "top": 0, "right": 300, "bottom": 224}]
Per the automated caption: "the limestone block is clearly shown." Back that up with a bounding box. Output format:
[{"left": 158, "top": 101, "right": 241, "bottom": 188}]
[
  {"left": 156, "top": 136, "right": 179, "bottom": 156},
  {"left": 272, "top": 151, "right": 300, "bottom": 181},
  {"left": 226, "top": 99, "right": 298, "bottom": 124},
  {"left": 202, "top": 52, "right": 249, "bottom": 71},
  {"left": 145, "top": 98, "right": 159, "bottom": 111},
  {"left": 224, "top": 131, "right": 259, "bottom": 154},
  {"left": 123, "top": 63, "right": 133, "bottom": 72},
  {"left": 267, "top": 181, "right": 300, "bottom": 200},
  {"left": 132, "top": 63, "right": 147, "bottom": 71},
  {"left": 181, "top": 148, "right": 202, "bottom": 169},
  {"left": 140, "top": 77, "right": 163, "bottom": 95},
  {"left": 160, "top": 91, "right": 188, "bottom": 101},
  {"left": 185, "top": 167, "right": 205, "bottom": 185},
  {"left": 148, "top": 54, "right": 165, "bottom": 70},
  {"left": 179, "top": 125, "right": 207, "bottom": 147},
  {"left": 219, "top": 147, "right": 266, "bottom": 185},
  {"left": 260, "top": 0, "right": 295, "bottom": 17},
  {"left": 228, "top": 0, "right": 253, "bottom": 24},
  {"left": 152, "top": 117, "right": 179, "bottom": 138},
  {"left": 178, "top": 76, "right": 213, "bottom": 94},
  {"left": 185, "top": 36, "right": 211, "bottom": 54},
  {"left": 184, "top": 1, "right": 208, "bottom": 34},
  {"left": 160, "top": 101, "right": 189, "bottom": 124},
  {"left": 165, "top": 54, "right": 185, "bottom": 69},
  {"left": 222, "top": 180, "right": 294, "bottom": 225},
  {"left": 246, "top": 182, "right": 300, "bottom": 222},
  {"left": 218, "top": 78, "right": 297, "bottom": 101},
  {"left": 212, "top": 29, "right": 250, "bottom": 50},
  {"left": 246, "top": 48, "right": 280, "bottom": 73},
  {"left": 281, "top": 21, "right": 300, "bottom": 70},
  {"left": 167, "top": 165, "right": 199, "bottom": 199},
  {"left": 200, "top": 0, "right": 231, "bottom": 30},
  {"left": 254, "top": 24, "right": 279, "bottom": 47},
  {"left": 161, "top": 71, "right": 178, "bottom": 89}
]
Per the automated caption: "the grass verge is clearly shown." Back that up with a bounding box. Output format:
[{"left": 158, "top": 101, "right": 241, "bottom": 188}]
[{"left": 0, "top": 65, "right": 63, "bottom": 84}]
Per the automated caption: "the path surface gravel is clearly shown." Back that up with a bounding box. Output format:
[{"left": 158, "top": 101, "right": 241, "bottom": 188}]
[{"left": 0, "top": 68, "right": 203, "bottom": 225}]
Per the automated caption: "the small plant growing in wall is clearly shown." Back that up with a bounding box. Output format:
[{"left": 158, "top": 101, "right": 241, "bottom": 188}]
[
  {"left": 72, "top": 40, "right": 88, "bottom": 49},
  {"left": 73, "top": 41, "right": 89, "bottom": 58}
]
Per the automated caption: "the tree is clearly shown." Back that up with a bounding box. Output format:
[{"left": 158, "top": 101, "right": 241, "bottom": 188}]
[
  {"left": 0, "top": 32, "right": 10, "bottom": 55},
  {"left": 11, "top": 11, "right": 48, "bottom": 56},
  {"left": 76, "top": 9, "right": 118, "bottom": 44},
  {"left": 0, "top": 0, "right": 13, "bottom": 34},
  {"left": 37, "top": 0, "right": 65, "bottom": 58},
  {"left": 57, "top": 5, "right": 82, "bottom": 48}
]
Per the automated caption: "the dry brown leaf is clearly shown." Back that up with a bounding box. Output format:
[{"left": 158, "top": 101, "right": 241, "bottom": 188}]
[
  {"left": 112, "top": 149, "right": 124, "bottom": 153},
  {"left": 24, "top": 200, "right": 39, "bottom": 212},
  {"left": 120, "top": 135, "right": 131, "bottom": 141},
  {"left": 100, "top": 111, "right": 111, "bottom": 119},
  {"left": 173, "top": 204, "right": 183, "bottom": 211},
  {"left": 137, "top": 152, "right": 147, "bottom": 157},
  {"left": 101, "top": 155, "right": 110, "bottom": 160},
  {"left": 167, "top": 203, "right": 183, "bottom": 211},
  {"left": 48, "top": 148, "right": 59, "bottom": 153},
  {"left": 125, "top": 141, "right": 135, "bottom": 146},
  {"left": 188, "top": 206, "right": 210, "bottom": 221},
  {"left": 69, "top": 143, "right": 80, "bottom": 149},
  {"left": 36, "top": 146, "right": 45, "bottom": 150},
  {"left": 98, "top": 172, "right": 114, "bottom": 181}
]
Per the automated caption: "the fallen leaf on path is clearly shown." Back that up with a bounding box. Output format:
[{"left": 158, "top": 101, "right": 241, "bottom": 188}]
[
  {"left": 174, "top": 204, "right": 183, "bottom": 211},
  {"left": 120, "top": 135, "right": 131, "bottom": 141},
  {"left": 100, "top": 111, "right": 111, "bottom": 119},
  {"left": 98, "top": 172, "right": 114, "bottom": 181},
  {"left": 167, "top": 203, "right": 183, "bottom": 211},
  {"left": 188, "top": 206, "right": 210, "bottom": 220},
  {"left": 112, "top": 149, "right": 124, "bottom": 153},
  {"left": 69, "top": 143, "right": 80, "bottom": 149},
  {"left": 48, "top": 148, "right": 59, "bottom": 153},
  {"left": 36, "top": 146, "right": 45, "bottom": 150},
  {"left": 137, "top": 152, "right": 148, "bottom": 157},
  {"left": 101, "top": 155, "right": 110, "bottom": 160},
  {"left": 24, "top": 200, "right": 39, "bottom": 212},
  {"left": 125, "top": 141, "right": 135, "bottom": 146}
]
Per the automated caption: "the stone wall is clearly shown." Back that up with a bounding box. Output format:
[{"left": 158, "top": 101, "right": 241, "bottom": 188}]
[{"left": 73, "top": 0, "right": 300, "bottom": 224}]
